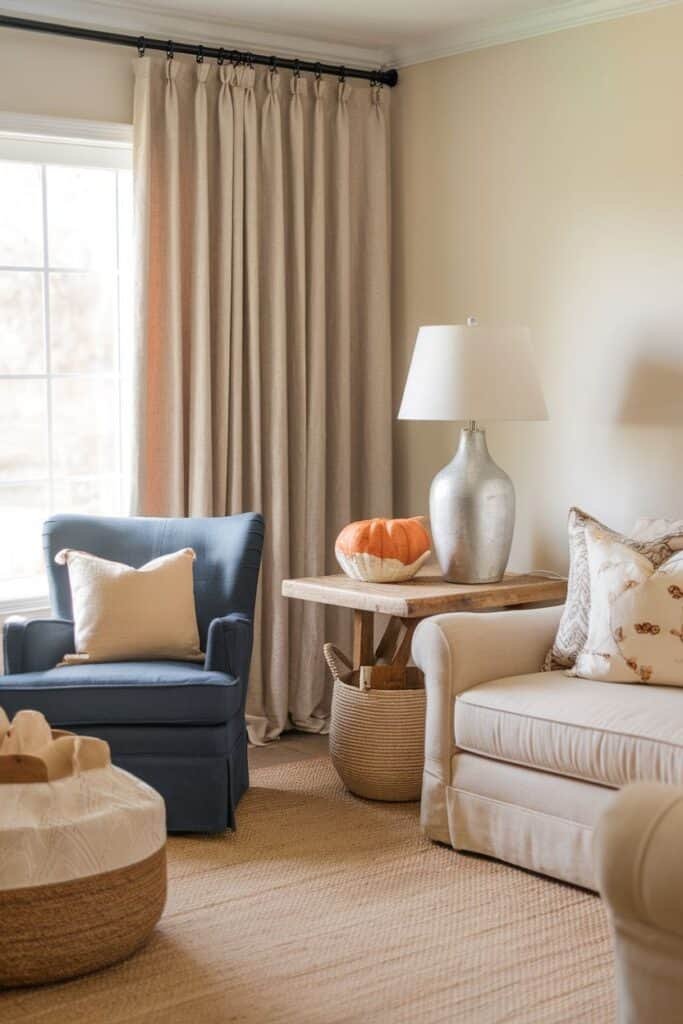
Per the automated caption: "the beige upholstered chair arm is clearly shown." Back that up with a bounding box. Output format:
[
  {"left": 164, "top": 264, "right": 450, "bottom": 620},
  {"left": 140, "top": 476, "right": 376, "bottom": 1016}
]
[
  {"left": 595, "top": 783, "right": 683, "bottom": 1023},
  {"left": 412, "top": 604, "right": 563, "bottom": 783}
]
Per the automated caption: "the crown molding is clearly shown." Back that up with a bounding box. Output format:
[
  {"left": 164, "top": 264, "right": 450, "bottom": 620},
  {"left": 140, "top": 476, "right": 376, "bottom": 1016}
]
[
  {"left": 0, "top": 0, "right": 392, "bottom": 70},
  {"left": 1, "top": 0, "right": 678, "bottom": 78},
  {"left": 391, "top": 0, "right": 682, "bottom": 68}
]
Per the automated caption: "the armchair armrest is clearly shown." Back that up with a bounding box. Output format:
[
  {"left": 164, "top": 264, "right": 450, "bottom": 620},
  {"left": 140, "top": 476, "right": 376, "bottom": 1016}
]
[
  {"left": 412, "top": 604, "right": 563, "bottom": 785},
  {"left": 3, "top": 618, "right": 75, "bottom": 675},
  {"left": 205, "top": 613, "right": 254, "bottom": 711}
]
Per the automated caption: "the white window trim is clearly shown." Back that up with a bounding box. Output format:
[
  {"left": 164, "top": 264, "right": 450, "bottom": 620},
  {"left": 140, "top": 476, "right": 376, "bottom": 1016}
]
[
  {"left": 0, "top": 112, "right": 133, "bottom": 617},
  {"left": 0, "top": 113, "right": 132, "bottom": 171},
  {"left": 0, "top": 597, "right": 52, "bottom": 619},
  {"left": 0, "top": 112, "right": 132, "bottom": 145}
]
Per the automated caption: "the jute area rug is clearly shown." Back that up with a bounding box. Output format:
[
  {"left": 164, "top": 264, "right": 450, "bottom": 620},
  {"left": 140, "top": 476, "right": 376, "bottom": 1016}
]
[{"left": 1, "top": 757, "right": 615, "bottom": 1024}]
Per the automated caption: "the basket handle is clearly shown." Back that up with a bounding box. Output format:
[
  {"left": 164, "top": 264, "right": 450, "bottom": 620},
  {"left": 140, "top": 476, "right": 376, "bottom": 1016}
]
[{"left": 323, "top": 643, "right": 353, "bottom": 682}]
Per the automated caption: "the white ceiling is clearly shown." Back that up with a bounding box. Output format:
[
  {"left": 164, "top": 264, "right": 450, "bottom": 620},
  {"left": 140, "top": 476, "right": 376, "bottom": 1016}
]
[
  {"left": 0, "top": 0, "right": 678, "bottom": 67},
  {"left": 96, "top": 0, "right": 556, "bottom": 50}
]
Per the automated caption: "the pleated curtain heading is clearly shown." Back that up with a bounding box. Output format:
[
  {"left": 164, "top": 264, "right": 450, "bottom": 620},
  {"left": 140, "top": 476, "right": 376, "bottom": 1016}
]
[{"left": 132, "top": 56, "right": 393, "bottom": 743}]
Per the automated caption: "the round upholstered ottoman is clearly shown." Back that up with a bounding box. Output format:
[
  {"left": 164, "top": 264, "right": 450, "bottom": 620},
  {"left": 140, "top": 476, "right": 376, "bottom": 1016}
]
[{"left": 0, "top": 708, "right": 167, "bottom": 988}]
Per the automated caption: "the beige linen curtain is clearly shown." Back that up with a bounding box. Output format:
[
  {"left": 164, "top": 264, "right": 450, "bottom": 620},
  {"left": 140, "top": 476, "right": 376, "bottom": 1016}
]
[{"left": 132, "top": 57, "right": 393, "bottom": 742}]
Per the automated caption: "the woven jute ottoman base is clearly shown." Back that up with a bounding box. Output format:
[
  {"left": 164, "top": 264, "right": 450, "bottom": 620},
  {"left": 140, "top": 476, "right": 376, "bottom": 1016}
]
[
  {"left": 0, "top": 845, "right": 167, "bottom": 988},
  {"left": 0, "top": 708, "right": 168, "bottom": 989}
]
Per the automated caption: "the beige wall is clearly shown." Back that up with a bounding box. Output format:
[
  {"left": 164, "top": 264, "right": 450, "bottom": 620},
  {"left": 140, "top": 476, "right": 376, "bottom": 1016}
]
[
  {"left": 3, "top": 11, "right": 683, "bottom": 576},
  {"left": 0, "top": 26, "right": 133, "bottom": 123},
  {"left": 393, "top": 3, "right": 683, "bottom": 573}
]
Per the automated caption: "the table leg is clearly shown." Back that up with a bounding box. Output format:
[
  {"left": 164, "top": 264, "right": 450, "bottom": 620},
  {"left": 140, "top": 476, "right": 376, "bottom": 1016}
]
[
  {"left": 393, "top": 619, "right": 418, "bottom": 669},
  {"left": 352, "top": 610, "right": 375, "bottom": 669},
  {"left": 350, "top": 612, "right": 424, "bottom": 689},
  {"left": 375, "top": 617, "right": 402, "bottom": 663}
]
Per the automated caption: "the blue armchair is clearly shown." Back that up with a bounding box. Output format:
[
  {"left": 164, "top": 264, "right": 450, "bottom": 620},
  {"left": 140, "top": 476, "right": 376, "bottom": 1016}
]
[{"left": 0, "top": 512, "right": 264, "bottom": 833}]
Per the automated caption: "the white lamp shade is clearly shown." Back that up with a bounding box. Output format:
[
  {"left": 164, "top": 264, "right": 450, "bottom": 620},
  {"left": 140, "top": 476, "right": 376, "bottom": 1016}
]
[{"left": 398, "top": 324, "right": 548, "bottom": 422}]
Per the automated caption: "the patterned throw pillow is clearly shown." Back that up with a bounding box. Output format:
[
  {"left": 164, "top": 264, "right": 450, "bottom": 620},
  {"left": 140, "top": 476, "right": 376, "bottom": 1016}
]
[
  {"left": 573, "top": 524, "right": 683, "bottom": 685},
  {"left": 632, "top": 516, "right": 683, "bottom": 544},
  {"left": 543, "top": 508, "right": 683, "bottom": 671}
]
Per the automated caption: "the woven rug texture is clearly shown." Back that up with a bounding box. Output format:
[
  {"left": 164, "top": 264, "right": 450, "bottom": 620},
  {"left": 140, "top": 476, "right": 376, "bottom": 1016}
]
[{"left": 0, "top": 757, "right": 616, "bottom": 1023}]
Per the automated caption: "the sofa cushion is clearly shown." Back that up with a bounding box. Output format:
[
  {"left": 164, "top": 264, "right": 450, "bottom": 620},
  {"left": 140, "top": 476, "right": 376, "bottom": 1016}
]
[
  {"left": 0, "top": 661, "right": 239, "bottom": 728},
  {"left": 456, "top": 671, "right": 683, "bottom": 789}
]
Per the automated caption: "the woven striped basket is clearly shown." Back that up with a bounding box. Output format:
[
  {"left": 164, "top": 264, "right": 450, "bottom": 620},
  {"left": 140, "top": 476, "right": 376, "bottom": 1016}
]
[{"left": 324, "top": 644, "right": 426, "bottom": 802}]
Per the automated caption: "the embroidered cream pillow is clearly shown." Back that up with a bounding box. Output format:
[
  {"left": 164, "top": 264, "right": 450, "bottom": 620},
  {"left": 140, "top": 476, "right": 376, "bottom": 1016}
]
[
  {"left": 55, "top": 547, "right": 204, "bottom": 665},
  {"left": 573, "top": 523, "right": 683, "bottom": 686},
  {"left": 543, "top": 507, "right": 683, "bottom": 671}
]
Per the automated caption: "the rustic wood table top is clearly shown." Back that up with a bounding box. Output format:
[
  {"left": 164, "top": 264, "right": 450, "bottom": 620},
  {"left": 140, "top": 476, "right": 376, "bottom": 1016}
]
[{"left": 281, "top": 571, "right": 567, "bottom": 619}]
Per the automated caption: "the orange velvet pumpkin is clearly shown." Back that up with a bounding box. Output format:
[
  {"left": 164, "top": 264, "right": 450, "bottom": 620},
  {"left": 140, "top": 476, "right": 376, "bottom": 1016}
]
[{"left": 335, "top": 517, "right": 431, "bottom": 583}]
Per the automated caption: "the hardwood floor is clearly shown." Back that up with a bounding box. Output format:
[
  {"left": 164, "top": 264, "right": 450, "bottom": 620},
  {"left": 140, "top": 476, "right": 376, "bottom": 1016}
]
[{"left": 248, "top": 731, "right": 329, "bottom": 770}]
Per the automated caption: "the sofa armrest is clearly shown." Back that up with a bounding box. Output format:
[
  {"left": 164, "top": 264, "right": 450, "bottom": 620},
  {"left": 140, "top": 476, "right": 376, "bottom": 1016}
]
[
  {"left": 412, "top": 604, "right": 563, "bottom": 784},
  {"left": 205, "top": 613, "right": 253, "bottom": 712},
  {"left": 3, "top": 618, "right": 75, "bottom": 675},
  {"left": 594, "top": 783, "right": 683, "bottom": 1023}
]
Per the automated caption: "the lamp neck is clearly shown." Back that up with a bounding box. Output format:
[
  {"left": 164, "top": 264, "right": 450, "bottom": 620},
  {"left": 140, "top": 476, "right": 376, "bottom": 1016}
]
[{"left": 455, "top": 422, "right": 490, "bottom": 461}]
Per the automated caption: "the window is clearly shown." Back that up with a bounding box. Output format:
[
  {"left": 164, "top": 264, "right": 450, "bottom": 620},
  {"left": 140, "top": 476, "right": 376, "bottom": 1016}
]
[{"left": 0, "top": 119, "right": 133, "bottom": 605}]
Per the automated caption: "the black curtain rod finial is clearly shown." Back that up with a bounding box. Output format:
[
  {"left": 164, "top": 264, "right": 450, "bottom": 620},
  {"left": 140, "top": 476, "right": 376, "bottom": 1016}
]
[{"left": 0, "top": 13, "right": 398, "bottom": 87}]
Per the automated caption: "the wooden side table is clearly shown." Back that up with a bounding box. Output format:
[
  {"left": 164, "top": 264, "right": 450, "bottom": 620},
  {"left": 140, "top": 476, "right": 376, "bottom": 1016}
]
[
  {"left": 282, "top": 570, "right": 566, "bottom": 801},
  {"left": 282, "top": 571, "right": 567, "bottom": 678}
]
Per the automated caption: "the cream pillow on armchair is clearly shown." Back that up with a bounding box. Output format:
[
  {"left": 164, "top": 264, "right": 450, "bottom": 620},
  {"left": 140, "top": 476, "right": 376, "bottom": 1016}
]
[
  {"left": 55, "top": 547, "right": 204, "bottom": 665},
  {"left": 573, "top": 523, "right": 683, "bottom": 686}
]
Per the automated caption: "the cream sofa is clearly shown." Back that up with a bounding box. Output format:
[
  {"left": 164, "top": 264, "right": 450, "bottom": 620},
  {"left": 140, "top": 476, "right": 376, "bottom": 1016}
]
[
  {"left": 595, "top": 783, "right": 683, "bottom": 1024},
  {"left": 412, "top": 605, "right": 683, "bottom": 890}
]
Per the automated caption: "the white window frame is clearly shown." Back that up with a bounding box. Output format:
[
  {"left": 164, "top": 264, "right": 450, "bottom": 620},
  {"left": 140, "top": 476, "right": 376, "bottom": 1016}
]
[{"left": 0, "top": 113, "right": 133, "bottom": 617}]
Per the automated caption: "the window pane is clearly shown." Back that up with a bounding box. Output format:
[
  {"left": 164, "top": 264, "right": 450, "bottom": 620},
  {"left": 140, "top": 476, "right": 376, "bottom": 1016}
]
[
  {"left": 117, "top": 169, "right": 133, "bottom": 275},
  {"left": 46, "top": 165, "right": 117, "bottom": 270},
  {"left": 0, "top": 379, "right": 48, "bottom": 481},
  {"left": 51, "top": 377, "right": 119, "bottom": 477},
  {"left": 53, "top": 476, "right": 121, "bottom": 516},
  {"left": 0, "top": 483, "right": 48, "bottom": 595},
  {"left": 49, "top": 272, "right": 116, "bottom": 373},
  {"left": 0, "top": 161, "right": 43, "bottom": 265},
  {"left": 0, "top": 271, "right": 44, "bottom": 373},
  {"left": 0, "top": 145, "right": 132, "bottom": 603}
]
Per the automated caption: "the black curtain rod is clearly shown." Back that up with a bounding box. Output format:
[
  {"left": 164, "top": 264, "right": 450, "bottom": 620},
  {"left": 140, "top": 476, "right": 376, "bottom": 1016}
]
[{"left": 0, "top": 14, "right": 398, "bottom": 87}]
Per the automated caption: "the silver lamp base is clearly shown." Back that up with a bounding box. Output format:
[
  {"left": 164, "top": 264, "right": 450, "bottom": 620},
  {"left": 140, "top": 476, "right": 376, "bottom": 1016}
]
[{"left": 429, "top": 423, "right": 515, "bottom": 584}]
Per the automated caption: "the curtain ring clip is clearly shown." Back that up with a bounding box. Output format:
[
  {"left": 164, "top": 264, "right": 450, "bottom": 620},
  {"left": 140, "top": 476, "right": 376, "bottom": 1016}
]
[
  {"left": 339, "top": 66, "right": 346, "bottom": 84},
  {"left": 315, "top": 62, "right": 322, "bottom": 81},
  {"left": 247, "top": 52, "right": 254, "bottom": 68},
  {"left": 137, "top": 36, "right": 145, "bottom": 58},
  {"left": 217, "top": 47, "right": 225, "bottom": 66},
  {"left": 269, "top": 55, "right": 277, "bottom": 73},
  {"left": 293, "top": 59, "right": 301, "bottom": 79},
  {"left": 196, "top": 44, "right": 204, "bottom": 64},
  {"left": 166, "top": 40, "right": 174, "bottom": 61}
]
